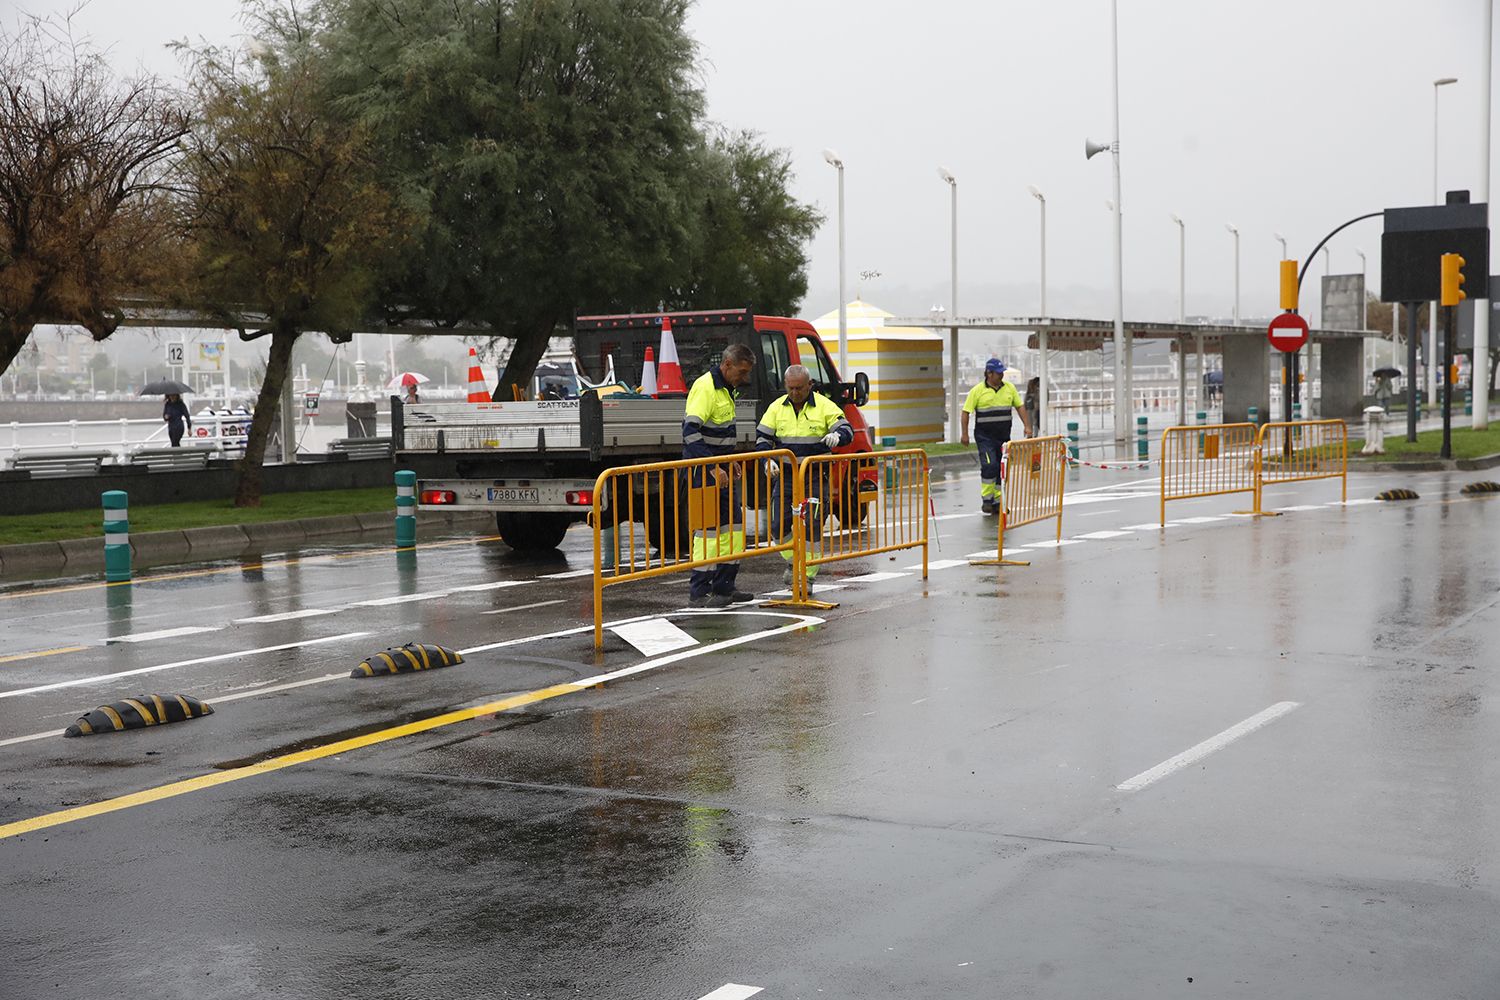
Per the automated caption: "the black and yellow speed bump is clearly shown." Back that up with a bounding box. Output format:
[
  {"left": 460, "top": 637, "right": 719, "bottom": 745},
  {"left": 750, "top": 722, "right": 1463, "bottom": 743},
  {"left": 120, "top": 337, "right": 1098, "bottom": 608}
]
[
  {"left": 1376, "top": 488, "right": 1420, "bottom": 501},
  {"left": 63, "top": 694, "right": 213, "bottom": 737},
  {"left": 351, "top": 643, "right": 464, "bottom": 678},
  {"left": 1461, "top": 481, "right": 1500, "bottom": 495}
]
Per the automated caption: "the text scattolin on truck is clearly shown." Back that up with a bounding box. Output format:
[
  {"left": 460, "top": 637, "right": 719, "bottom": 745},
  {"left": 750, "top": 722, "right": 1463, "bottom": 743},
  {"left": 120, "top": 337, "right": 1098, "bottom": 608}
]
[{"left": 395, "top": 308, "right": 877, "bottom": 551}]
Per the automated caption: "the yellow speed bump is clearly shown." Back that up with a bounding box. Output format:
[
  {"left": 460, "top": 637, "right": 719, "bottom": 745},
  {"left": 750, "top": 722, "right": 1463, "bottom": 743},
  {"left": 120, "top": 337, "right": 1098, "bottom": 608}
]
[
  {"left": 63, "top": 694, "right": 213, "bottom": 737},
  {"left": 1375, "top": 488, "right": 1420, "bottom": 501},
  {"left": 351, "top": 643, "right": 464, "bottom": 678},
  {"left": 1460, "top": 481, "right": 1500, "bottom": 495}
]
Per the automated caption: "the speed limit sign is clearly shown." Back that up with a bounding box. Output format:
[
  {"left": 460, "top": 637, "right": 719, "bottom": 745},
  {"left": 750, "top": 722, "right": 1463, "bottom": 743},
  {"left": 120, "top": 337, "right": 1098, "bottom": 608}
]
[{"left": 166, "top": 342, "right": 185, "bottom": 366}]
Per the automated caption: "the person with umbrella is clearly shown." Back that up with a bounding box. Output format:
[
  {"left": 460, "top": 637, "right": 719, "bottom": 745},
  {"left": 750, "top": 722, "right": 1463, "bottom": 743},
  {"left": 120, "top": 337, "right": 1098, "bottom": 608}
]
[
  {"left": 1372, "top": 367, "right": 1400, "bottom": 413},
  {"left": 139, "top": 378, "right": 194, "bottom": 447},
  {"left": 387, "top": 371, "right": 428, "bottom": 405}
]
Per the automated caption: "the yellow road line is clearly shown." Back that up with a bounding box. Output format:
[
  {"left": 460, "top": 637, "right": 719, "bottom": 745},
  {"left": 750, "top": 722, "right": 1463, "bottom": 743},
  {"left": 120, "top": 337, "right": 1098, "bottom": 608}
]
[
  {"left": 0, "top": 645, "right": 87, "bottom": 665},
  {"left": 0, "top": 681, "right": 582, "bottom": 842},
  {"left": 0, "top": 535, "right": 505, "bottom": 602}
]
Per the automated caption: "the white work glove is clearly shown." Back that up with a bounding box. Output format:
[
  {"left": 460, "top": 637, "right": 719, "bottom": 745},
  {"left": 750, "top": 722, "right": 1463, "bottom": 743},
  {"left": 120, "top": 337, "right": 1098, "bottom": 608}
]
[
  {"left": 764, "top": 458, "right": 780, "bottom": 478},
  {"left": 822, "top": 431, "right": 842, "bottom": 449}
]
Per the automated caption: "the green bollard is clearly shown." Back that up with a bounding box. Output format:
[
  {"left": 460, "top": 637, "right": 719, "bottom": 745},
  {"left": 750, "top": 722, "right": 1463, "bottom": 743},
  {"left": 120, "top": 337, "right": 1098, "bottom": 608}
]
[
  {"left": 1466, "top": 390, "right": 1473, "bottom": 416},
  {"left": 1066, "top": 421, "right": 1079, "bottom": 461},
  {"left": 1196, "top": 410, "right": 1207, "bottom": 451},
  {"left": 881, "top": 435, "right": 897, "bottom": 489},
  {"left": 395, "top": 469, "right": 417, "bottom": 549},
  {"left": 1248, "top": 405, "right": 1260, "bottom": 426},
  {"left": 103, "top": 490, "right": 131, "bottom": 583},
  {"left": 1136, "top": 415, "right": 1149, "bottom": 460}
]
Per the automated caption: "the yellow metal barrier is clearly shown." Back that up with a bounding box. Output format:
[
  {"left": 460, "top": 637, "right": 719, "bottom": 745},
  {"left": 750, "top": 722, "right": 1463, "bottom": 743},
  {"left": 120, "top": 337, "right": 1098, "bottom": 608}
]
[
  {"left": 1159, "top": 422, "right": 1260, "bottom": 525},
  {"left": 971, "top": 435, "right": 1067, "bottom": 567},
  {"left": 592, "top": 450, "right": 796, "bottom": 647},
  {"left": 1255, "top": 419, "right": 1347, "bottom": 512},
  {"left": 767, "top": 448, "right": 930, "bottom": 610}
]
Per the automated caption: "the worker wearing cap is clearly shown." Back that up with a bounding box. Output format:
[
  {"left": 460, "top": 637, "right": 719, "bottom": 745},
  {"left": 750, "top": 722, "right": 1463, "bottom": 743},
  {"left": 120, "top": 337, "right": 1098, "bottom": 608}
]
[
  {"left": 682, "top": 343, "right": 757, "bottom": 607},
  {"left": 757, "top": 364, "right": 853, "bottom": 591},
  {"left": 960, "top": 358, "right": 1033, "bottom": 515}
]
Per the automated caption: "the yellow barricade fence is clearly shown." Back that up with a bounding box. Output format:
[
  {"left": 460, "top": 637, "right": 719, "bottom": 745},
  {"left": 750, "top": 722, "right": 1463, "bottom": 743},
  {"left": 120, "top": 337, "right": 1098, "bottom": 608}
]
[
  {"left": 971, "top": 435, "right": 1068, "bottom": 567},
  {"left": 1159, "top": 422, "right": 1260, "bottom": 525},
  {"left": 1255, "top": 419, "right": 1347, "bottom": 512},
  {"left": 592, "top": 450, "right": 796, "bottom": 648}
]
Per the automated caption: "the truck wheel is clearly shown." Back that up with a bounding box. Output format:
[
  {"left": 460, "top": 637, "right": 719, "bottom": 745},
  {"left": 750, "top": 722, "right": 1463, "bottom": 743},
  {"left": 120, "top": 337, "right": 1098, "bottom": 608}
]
[{"left": 495, "top": 512, "right": 573, "bottom": 551}]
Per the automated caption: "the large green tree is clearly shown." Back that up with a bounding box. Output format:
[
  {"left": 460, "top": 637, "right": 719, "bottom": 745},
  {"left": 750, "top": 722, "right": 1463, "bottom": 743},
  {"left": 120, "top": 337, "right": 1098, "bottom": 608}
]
[
  {"left": 178, "top": 5, "right": 407, "bottom": 505},
  {"left": 0, "top": 14, "right": 187, "bottom": 378},
  {"left": 315, "top": 0, "right": 772, "bottom": 397}
]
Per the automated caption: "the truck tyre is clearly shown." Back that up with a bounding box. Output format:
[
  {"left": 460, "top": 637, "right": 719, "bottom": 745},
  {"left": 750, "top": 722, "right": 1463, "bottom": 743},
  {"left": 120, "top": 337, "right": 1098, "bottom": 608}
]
[{"left": 495, "top": 512, "right": 573, "bottom": 551}]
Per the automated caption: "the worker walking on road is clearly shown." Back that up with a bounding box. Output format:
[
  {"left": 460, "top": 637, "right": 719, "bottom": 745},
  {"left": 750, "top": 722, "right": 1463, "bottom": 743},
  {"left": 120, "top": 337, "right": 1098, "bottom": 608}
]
[
  {"left": 757, "top": 364, "right": 853, "bottom": 592},
  {"left": 682, "top": 343, "right": 757, "bottom": 607},
  {"left": 960, "top": 358, "right": 1033, "bottom": 515}
]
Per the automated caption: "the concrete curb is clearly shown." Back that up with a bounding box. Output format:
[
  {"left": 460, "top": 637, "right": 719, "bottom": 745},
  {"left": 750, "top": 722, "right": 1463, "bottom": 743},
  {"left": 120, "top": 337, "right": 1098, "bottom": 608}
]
[
  {"left": 0, "top": 509, "right": 503, "bottom": 581},
  {"left": 1349, "top": 451, "right": 1500, "bottom": 473}
]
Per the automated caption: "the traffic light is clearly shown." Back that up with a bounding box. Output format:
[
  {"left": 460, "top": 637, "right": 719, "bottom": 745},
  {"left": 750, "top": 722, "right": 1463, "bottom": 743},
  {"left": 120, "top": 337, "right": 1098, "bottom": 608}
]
[
  {"left": 1279, "top": 259, "right": 1298, "bottom": 311},
  {"left": 1440, "top": 252, "right": 1467, "bottom": 306}
]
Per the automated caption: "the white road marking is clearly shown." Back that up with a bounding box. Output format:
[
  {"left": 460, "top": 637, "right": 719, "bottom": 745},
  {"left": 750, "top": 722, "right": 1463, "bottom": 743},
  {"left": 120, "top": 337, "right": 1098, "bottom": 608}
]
[
  {"left": 1340, "top": 498, "right": 1382, "bottom": 506},
  {"left": 1077, "top": 508, "right": 1122, "bottom": 517},
  {"left": 1123, "top": 522, "right": 1177, "bottom": 530},
  {"left": 575, "top": 611, "right": 826, "bottom": 687},
  {"left": 450, "top": 581, "right": 533, "bottom": 592},
  {"left": 0, "top": 729, "right": 64, "bottom": 747},
  {"left": 0, "top": 633, "right": 370, "bottom": 700},
  {"left": 1277, "top": 504, "right": 1326, "bottom": 512},
  {"left": 760, "top": 585, "right": 845, "bottom": 598},
  {"left": 210, "top": 672, "right": 349, "bottom": 704},
  {"left": 696, "top": 985, "right": 763, "bottom": 1000},
  {"left": 1173, "top": 516, "right": 1226, "bottom": 524},
  {"left": 540, "top": 568, "right": 596, "bottom": 579},
  {"left": 611, "top": 619, "right": 700, "bottom": 657},
  {"left": 107, "top": 626, "right": 221, "bottom": 644},
  {"left": 235, "top": 609, "right": 340, "bottom": 624},
  {"left": 1115, "top": 701, "right": 1301, "bottom": 791},
  {"left": 1075, "top": 530, "right": 1132, "bottom": 539},
  {"left": 1022, "top": 539, "right": 1084, "bottom": 548},
  {"left": 844, "top": 571, "right": 911, "bottom": 582},
  {"left": 351, "top": 592, "right": 448, "bottom": 607},
  {"left": 916, "top": 559, "right": 973, "bottom": 570},
  {"left": 482, "top": 599, "right": 567, "bottom": 615},
  {"left": 930, "top": 512, "right": 974, "bottom": 521}
]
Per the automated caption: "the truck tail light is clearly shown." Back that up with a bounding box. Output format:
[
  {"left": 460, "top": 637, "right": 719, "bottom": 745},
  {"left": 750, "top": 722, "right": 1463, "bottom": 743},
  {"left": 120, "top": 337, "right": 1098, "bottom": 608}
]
[
  {"left": 565, "top": 490, "right": 594, "bottom": 506},
  {"left": 421, "top": 489, "right": 456, "bottom": 504}
]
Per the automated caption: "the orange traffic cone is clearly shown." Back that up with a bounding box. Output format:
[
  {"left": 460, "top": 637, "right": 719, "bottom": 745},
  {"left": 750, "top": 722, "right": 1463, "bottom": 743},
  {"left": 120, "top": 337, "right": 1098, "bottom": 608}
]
[
  {"left": 640, "top": 346, "right": 658, "bottom": 397},
  {"left": 655, "top": 317, "right": 688, "bottom": 397},
  {"left": 466, "top": 347, "right": 489, "bottom": 403}
]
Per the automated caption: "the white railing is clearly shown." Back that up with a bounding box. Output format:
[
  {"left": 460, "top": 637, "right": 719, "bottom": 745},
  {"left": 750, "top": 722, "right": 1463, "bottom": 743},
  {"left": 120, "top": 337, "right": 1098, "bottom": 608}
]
[{"left": 1, "top": 413, "right": 250, "bottom": 467}]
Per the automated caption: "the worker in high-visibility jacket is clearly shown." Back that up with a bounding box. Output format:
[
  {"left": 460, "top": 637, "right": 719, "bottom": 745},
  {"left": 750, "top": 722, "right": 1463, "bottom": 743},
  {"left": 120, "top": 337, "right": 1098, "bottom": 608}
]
[
  {"left": 682, "top": 343, "right": 757, "bottom": 607},
  {"left": 757, "top": 364, "right": 854, "bottom": 591},
  {"left": 960, "top": 358, "right": 1033, "bottom": 515}
]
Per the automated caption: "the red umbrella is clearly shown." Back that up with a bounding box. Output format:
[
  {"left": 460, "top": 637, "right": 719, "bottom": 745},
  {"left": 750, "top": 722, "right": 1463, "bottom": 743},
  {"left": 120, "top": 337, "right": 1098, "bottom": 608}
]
[{"left": 385, "top": 372, "right": 430, "bottom": 389}]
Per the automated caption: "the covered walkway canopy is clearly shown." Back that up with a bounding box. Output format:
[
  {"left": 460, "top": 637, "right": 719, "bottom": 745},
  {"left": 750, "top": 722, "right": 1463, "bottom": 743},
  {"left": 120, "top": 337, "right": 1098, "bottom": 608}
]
[{"left": 885, "top": 314, "right": 1371, "bottom": 441}]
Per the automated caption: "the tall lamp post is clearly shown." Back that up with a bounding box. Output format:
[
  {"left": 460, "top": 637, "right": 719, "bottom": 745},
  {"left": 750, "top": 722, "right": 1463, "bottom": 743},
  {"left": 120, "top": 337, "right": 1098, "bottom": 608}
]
[
  {"left": 1085, "top": 0, "right": 1127, "bottom": 442},
  {"left": 1225, "top": 223, "right": 1240, "bottom": 324},
  {"left": 939, "top": 167, "right": 959, "bottom": 441},
  {"left": 1430, "top": 76, "right": 1458, "bottom": 409},
  {"left": 1172, "top": 212, "right": 1201, "bottom": 416},
  {"left": 1476, "top": 2, "right": 1493, "bottom": 429},
  {"left": 822, "top": 149, "right": 847, "bottom": 378},
  {"left": 1274, "top": 231, "right": 1288, "bottom": 260},
  {"left": 1355, "top": 247, "right": 1369, "bottom": 381},
  {"left": 1028, "top": 183, "right": 1049, "bottom": 432}
]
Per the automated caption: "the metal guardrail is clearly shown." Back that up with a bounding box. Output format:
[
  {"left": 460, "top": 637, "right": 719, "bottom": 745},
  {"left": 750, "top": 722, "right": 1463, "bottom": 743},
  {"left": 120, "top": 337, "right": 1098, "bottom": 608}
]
[
  {"left": 0, "top": 414, "right": 246, "bottom": 467},
  {"left": 591, "top": 450, "right": 795, "bottom": 648},
  {"left": 1256, "top": 420, "right": 1348, "bottom": 512},
  {"left": 971, "top": 435, "right": 1067, "bottom": 567},
  {"left": 1159, "top": 422, "right": 1260, "bottom": 524}
]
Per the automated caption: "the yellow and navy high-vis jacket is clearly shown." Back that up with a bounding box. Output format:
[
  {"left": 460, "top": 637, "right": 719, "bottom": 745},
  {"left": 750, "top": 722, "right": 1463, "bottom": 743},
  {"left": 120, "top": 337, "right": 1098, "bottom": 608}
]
[
  {"left": 755, "top": 391, "right": 853, "bottom": 456},
  {"left": 682, "top": 368, "right": 741, "bottom": 458},
  {"left": 963, "top": 380, "right": 1025, "bottom": 440}
]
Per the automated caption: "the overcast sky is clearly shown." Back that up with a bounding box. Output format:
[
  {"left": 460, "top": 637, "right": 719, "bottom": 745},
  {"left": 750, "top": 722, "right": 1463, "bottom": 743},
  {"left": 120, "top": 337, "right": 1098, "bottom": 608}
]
[{"left": 9, "top": 0, "right": 1497, "bottom": 328}]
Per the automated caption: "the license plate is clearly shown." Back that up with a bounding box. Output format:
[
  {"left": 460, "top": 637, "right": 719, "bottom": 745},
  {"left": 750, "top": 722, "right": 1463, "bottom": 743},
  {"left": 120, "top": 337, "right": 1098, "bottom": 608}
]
[{"left": 487, "top": 487, "right": 540, "bottom": 503}]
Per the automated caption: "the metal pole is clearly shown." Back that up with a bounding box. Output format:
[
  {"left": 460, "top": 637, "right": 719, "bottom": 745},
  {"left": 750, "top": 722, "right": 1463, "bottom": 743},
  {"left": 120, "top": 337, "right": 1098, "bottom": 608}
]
[
  {"left": 1177, "top": 337, "right": 1187, "bottom": 425},
  {"left": 1443, "top": 303, "right": 1454, "bottom": 458},
  {"left": 943, "top": 169, "right": 960, "bottom": 442},
  {"left": 1406, "top": 302, "right": 1420, "bottom": 442},
  {"left": 1109, "top": 0, "right": 1127, "bottom": 443},
  {"left": 1430, "top": 79, "right": 1457, "bottom": 413},
  {"left": 1035, "top": 186, "right": 1048, "bottom": 434},
  {"left": 837, "top": 162, "right": 847, "bottom": 377},
  {"left": 1476, "top": 2, "right": 1493, "bottom": 430}
]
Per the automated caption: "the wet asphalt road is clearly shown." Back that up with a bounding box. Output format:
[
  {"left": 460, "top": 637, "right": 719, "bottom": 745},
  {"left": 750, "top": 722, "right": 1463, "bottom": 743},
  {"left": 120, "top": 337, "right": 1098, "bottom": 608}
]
[{"left": 1, "top": 465, "right": 1497, "bottom": 999}]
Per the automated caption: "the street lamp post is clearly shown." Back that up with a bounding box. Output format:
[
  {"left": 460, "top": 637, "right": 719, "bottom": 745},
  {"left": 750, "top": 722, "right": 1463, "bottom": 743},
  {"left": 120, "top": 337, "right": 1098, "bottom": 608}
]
[
  {"left": 1225, "top": 223, "right": 1240, "bottom": 324},
  {"left": 1274, "top": 231, "right": 1288, "bottom": 260},
  {"left": 1172, "top": 212, "right": 1194, "bottom": 422},
  {"left": 1478, "top": 4, "right": 1494, "bottom": 429},
  {"left": 939, "top": 167, "right": 959, "bottom": 442},
  {"left": 1085, "top": 0, "right": 1128, "bottom": 443},
  {"left": 1028, "top": 183, "right": 1049, "bottom": 432},
  {"left": 1355, "top": 247, "right": 1369, "bottom": 382},
  {"left": 822, "top": 149, "right": 847, "bottom": 378},
  {"left": 1430, "top": 76, "right": 1458, "bottom": 410}
]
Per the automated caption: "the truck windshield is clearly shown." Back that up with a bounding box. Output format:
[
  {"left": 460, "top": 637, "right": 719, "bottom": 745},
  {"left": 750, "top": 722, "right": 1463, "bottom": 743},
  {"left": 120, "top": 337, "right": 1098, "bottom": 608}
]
[
  {"left": 576, "top": 327, "right": 739, "bottom": 395},
  {"left": 797, "top": 335, "right": 838, "bottom": 385}
]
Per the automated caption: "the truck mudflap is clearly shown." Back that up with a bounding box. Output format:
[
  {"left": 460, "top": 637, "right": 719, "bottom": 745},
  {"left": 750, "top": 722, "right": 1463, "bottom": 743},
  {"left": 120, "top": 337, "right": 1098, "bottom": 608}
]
[{"left": 416, "top": 478, "right": 601, "bottom": 513}]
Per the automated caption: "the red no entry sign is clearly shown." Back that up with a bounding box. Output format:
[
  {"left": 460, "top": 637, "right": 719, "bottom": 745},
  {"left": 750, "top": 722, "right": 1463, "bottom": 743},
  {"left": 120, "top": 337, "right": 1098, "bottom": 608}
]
[{"left": 1267, "top": 312, "right": 1309, "bottom": 353}]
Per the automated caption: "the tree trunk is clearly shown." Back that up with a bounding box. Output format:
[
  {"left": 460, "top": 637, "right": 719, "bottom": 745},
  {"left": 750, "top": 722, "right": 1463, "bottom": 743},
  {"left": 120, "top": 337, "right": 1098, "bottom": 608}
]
[
  {"left": 235, "top": 326, "right": 299, "bottom": 508},
  {"left": 0, "top": 317, "right": 37, "bottom": 379},
  {"left": 495, "top": 317, "right": 561, "bottom": 401}
]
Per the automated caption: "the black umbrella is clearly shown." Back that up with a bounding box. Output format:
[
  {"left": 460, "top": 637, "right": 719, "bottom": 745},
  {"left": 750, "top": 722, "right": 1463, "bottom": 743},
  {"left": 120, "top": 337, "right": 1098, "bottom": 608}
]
[
  {"left": 1372, "top": 367, "right": 1402, "bottom": 379},
  {"left": 138, "top": 379, "right": 193, "bottom": 395}
]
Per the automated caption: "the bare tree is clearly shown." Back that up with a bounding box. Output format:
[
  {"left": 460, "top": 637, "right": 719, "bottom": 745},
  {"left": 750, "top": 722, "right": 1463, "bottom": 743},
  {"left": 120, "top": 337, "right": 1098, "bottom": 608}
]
[{"left": 0, "top": 12, "right": 189, "bottom": 377}]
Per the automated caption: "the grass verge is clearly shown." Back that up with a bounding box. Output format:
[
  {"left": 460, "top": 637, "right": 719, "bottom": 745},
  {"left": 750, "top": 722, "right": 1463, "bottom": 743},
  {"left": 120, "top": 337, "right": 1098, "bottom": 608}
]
[
  {"left": 1353, "top": 424, "right": 1500, "bottom": 462},
  {"left": 0, "top": 486, "right": 397, "bottom": 545}
]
